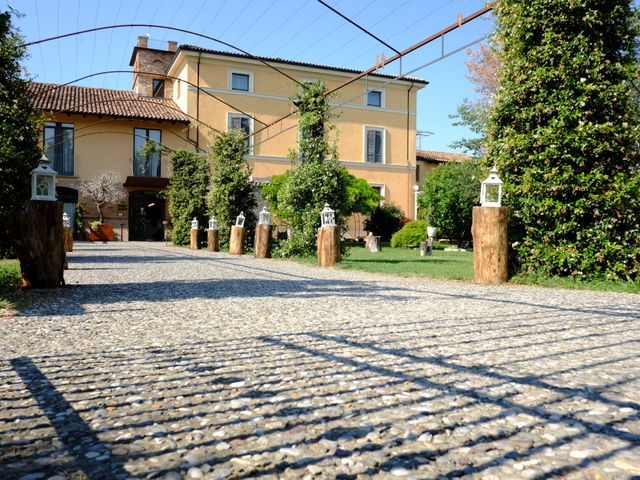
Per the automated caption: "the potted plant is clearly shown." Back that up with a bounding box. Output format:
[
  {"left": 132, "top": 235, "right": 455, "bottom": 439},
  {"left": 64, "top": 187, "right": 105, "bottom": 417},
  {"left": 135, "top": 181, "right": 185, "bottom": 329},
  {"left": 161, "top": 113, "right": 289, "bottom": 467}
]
[
  {"left": 423, "top": 203, "right": 438, "bottom": 239},
  {"left": 79, "top": 170, "right": 125, "bottom": 241}
]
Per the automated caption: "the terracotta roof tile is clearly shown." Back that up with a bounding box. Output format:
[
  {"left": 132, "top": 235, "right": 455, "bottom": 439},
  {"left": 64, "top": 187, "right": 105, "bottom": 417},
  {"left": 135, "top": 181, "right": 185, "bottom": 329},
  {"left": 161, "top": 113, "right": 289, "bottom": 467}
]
[
  {"left": 416, "top": 150, "right": 472, "bottom": 163},
  {"left": 29, "top": 82, "right": 190, "bottom": 123}
]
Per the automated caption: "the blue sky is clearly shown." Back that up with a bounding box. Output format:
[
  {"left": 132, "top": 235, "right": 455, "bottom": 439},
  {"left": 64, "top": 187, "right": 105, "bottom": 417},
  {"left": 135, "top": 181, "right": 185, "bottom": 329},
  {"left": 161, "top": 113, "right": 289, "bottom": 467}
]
[{"left": 5, "top": 0, "right": 494, "bottom": 153}]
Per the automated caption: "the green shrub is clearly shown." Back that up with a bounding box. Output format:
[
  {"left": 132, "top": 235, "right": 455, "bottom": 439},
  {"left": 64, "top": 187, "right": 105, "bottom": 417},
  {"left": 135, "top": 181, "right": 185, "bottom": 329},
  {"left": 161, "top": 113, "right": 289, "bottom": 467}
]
[
  {"left": 390, "top": 221, "right": 427, "bottom": 248},
  {"left": 364, "top": 203, "right": 406, "bottom": 242},
  {"left": 0, "top": 260, "right": 20, "bottom": 289},
  {"left": 418, "top": 160, "right": 482, "bottom": 245}
]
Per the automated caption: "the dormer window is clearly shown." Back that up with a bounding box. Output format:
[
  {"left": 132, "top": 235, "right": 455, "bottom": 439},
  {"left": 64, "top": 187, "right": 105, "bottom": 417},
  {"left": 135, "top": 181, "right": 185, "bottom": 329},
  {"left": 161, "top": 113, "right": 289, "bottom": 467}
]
[
  {"left": 367, "top": 90, "right": 383, "bottom": 107},
  {"left": 152, "top": 79, "right": 165, "bottom": 97},
  {"left": 230, "top": 72, "right": 251, "bottom": 91}
]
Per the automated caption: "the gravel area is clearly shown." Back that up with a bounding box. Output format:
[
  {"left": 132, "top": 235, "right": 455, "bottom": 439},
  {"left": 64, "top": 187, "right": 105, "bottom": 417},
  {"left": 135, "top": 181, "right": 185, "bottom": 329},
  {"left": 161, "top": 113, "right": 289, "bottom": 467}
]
[{"left": 1, "top": 241, "right": 639, "bottom": 480}]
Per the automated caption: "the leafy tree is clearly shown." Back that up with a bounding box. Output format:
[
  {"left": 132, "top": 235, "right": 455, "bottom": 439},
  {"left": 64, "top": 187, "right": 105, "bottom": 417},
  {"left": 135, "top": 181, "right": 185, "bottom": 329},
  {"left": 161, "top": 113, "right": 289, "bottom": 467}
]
[
  {"left": 165, "top": 150, "right": 209, "bottom": 245},
  {"left": 487, "top": 0, "right": 640, "bottom": 280},
  {"left": 0, "top": 10, "right": 42, "bottom": 255},
  {"left": 418, "top": 160, "right": 483, "bottom": 246},
  {"left": 263, "top": 81, "right": 380, "bottom": 257},
  {"left": 450, "top": 43, "right": 501, "bottom": 157},
  {"left": 364, "top": 203, "right": 406, "bottom": 242},
  {"left": 207, "top": 129, "right": 257, "bottom": 248},
  {"left": 78, "top": 170, "right": 125, "bottom": 224}
]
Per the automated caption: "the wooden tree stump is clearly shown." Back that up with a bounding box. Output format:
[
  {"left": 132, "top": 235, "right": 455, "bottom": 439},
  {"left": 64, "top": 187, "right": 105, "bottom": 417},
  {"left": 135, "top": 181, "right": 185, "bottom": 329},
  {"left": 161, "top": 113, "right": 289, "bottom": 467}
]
[
  {"left": 189, "top": 228, "right": 199, "bottom": 250},
  {"left": 364, "top": 233, "right": 381, "bottom": 253},
  {"left": 471, "top": 206, "right": 509, "bottom": 284},
  {"left": 12, "top": 200, "right": 65, "bottom": 288},
  {"left": 317, "top": 226, "right": 340, "bottom": 267},
  {"left": 207, "top": 229, "right": 220, "bottom": 252},
  {"left": 254, "top": 224, "right": 272, "bottom": 259},
  {"left": 63, "top": 227, "right": 73, "bottom": 252},
  {"left": 420, "top": 238, "right": 433, "bottom": 257},
  {"left": 229, "top": 226, "right": 245, "bottom": 255}
]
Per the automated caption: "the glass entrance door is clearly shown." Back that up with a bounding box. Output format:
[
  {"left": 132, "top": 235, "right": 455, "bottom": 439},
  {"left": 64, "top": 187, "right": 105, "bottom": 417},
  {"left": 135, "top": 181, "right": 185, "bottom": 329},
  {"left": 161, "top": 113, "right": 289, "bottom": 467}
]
[{"left": 128, "top": 191, "right": 165, "bottom": 241}]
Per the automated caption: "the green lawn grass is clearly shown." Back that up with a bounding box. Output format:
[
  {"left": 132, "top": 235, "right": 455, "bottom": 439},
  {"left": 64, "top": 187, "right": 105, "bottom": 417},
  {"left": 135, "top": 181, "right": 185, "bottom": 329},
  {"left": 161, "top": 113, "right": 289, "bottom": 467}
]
[
  {"left": 0, "top": 259, "right": 28, "bottom": 312},
  {"left": 284, "top": 244, "right": 638, "bottom": 293},
  {"left": 337, "top": 244, "right": 474, "bottom": 280}
]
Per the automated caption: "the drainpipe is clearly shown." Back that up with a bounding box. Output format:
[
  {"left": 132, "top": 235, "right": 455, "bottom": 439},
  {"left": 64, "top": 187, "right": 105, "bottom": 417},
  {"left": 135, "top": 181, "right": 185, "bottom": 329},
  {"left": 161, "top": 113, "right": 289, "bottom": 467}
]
[
  {"left": 406, "top": 81, "right": 415, "bottom": 218},
  {"left": 196, "top": 53, "right": 201, "bottom": 152}
]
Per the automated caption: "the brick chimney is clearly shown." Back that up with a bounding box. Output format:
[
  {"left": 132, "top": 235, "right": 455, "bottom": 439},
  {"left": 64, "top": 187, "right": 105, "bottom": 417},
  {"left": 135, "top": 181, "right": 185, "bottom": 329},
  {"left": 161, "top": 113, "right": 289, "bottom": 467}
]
[{"left": 130, "top": 37, "right": 176, "bottom": 97}]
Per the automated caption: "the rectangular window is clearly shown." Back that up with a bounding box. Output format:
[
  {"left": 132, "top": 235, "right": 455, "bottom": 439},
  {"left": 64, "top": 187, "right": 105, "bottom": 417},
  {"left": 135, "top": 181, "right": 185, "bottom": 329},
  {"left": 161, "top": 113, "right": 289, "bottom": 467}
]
[
  {"left": 367, "top": 90, "right": 382, "bottom": 107},
  {"left": 228, "top": 113, "right": 252, "bottom": 153},
  {"left": 133, "top": 128, "right": 162, "bottom": 176},
  {"left": 231, "top": 72, "right": 250, "bottom": 91},
  {"left": 44, "top": 122, "right": 74, "bottom": 176},
  {"left": 365, "top": 127, "right": 385, "bottom": 163},
  {"left": 152, "top": 79, "right": 165, "bottom": 97}
]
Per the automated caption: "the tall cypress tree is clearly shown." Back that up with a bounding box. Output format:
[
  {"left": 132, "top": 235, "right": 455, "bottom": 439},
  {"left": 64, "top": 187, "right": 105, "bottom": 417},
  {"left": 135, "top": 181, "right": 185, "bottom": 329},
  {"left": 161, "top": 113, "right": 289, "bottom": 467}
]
[
  {"left": 487, "top": 0, "right": 640, "bottom": 280},
  {"left": 0, "top": 10, "right": 42, "bottom": 254}
]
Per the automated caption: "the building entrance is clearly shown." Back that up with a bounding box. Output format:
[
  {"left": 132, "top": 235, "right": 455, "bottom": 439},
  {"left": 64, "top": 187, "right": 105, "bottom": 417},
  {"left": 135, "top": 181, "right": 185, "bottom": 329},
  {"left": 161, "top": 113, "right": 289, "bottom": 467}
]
[{"left": 128, "top": 191, "right": 165, "bottom": 241}]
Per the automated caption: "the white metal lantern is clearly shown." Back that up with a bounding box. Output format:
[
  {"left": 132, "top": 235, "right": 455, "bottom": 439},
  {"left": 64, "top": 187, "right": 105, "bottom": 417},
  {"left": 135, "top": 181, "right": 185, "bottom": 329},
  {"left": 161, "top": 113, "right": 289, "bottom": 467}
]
[
  {"left": 62, "top": 212, "right": 71, "bottom": 229},
  {"left": 320, "top": 203, "right": 336, "bottom": 227},
  {"left": 258, "top": 206, "right": 271, "bottom": 225},
  {"left": 480, "top": 165, "right": 503, "bottom": 207},
  {"left": 191, "top": 217, "right": 199, "bottom": 230},
  {"left": 235, "top": 211, "right": 246, "bottom": 228},
  {"left": 31, "top": 154, "right": 57, "bottom": 201},
  {"left": 208, "top": 216, "right": 218, "bottom": 231}
]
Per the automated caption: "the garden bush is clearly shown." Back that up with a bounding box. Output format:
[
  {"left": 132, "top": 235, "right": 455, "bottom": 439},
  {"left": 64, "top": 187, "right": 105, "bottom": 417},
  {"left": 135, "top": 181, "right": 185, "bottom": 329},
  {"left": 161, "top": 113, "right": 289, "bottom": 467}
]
[
  {"left": 0, "top": 260, "right": 20, "bottom": 289},
  {"left": 364, "top": 203, "right": 406, "bottom": 242},
  {"left": 418, "top": 160, "right": 482, "bottom": 246},
  {"left": 390, "top": 221, "right": 427, "bottom": 248}
]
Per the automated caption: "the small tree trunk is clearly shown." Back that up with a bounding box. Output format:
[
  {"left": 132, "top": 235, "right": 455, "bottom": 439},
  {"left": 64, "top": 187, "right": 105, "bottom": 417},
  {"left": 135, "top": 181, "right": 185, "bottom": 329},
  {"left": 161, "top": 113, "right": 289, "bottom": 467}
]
[
  {"left": 207, "top": 229, "right": 220, "bottom": 252},
  {"left": 318, "top": 226, "right": 340, "bottom": 267},
  {"left": 254, "top": 224, "right": 272, "bottom": 259},
  {"left": 12, "top": 200, "right": 66, "bottom": 288},
  {"left": 364, "top": 233, "right": 381, "bottom": 253},
  {"left": 190, "top": 228, "right": 199, "bottom": 250},
  {"left": 472, "top": 206, "right": 509, "bottom": 284},
  {"left": 229, "top": 226, "right": 245, "bottom": 255}
]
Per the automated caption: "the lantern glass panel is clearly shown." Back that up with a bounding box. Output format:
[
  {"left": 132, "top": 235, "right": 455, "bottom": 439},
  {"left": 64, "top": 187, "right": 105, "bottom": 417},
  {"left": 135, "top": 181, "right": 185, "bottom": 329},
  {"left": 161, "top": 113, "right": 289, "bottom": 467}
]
[
  {"left": 36, "top": 175, "right": 50, "bottom": 197},
  {"left": 258, "top": 207, "right": 271, "bottom": 225},
  {"left": 320, "top": 204, "right": 336, "bottom": 227},
  {"left": 191, "top": 217, "right": 198, "bottom": 229},
  {"left": 209, "top": 217, "right": 218, "bottom": 230},
  {"left": 235, "top": 212, "right": 245, "bottom": 227},
  {"left": 62, "top": 212, "right": 70, "bottom": 228}
]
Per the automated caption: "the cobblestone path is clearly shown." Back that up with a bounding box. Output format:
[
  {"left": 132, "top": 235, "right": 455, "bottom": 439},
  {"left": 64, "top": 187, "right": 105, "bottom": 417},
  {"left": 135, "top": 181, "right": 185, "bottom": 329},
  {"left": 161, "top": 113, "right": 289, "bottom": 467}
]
[{"left": 1, "top": 242, "right": 639, "bottom": 480}]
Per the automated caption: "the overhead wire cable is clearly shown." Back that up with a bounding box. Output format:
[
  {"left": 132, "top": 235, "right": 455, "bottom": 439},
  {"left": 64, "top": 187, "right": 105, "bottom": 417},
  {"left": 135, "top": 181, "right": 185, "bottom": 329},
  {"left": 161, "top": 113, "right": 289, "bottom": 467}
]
[
  {"left": 176, "top": 0, "right": 208, "bottom": 45},
  {"left": 230, "top": 0, "right": 279, "bottom": 47},
  {"left": 338, "top": 0, "right": 454, "bottom": 68},
  {"left": 290, "top": 0, "right": 377, "bottom": 61},
  {"left": 218, "top": 1, "right": 253, "bottom": 40},
  {"left": 248, "top": 5, "right": 494, "bottom": 144},
  {"left": 104, "top": 0, "right": 124, "bottom": 87},
  {"left": 117, "top": 0, "right": 143, "bottom": 88},
  {"left": 88, "top": 0, "right": 101, "bottom": 84},
  {"left": 36, "top": 69, "right": 269, "bottom": 127},
  {"left": 245, "top": 0, "right": 311, "bottom": 52},
  {"left": 24, "top": 24, "right": 306, "bottom": 87},
  {"left": 269, "top": 0, "right": 343, "bottom": 58},
  {"left": 33, "top": 0, "right": 46, "bottom": 81},
  {"left": 56, "top": 0, "right": 63, "bottom": 81},
  {"left": 250, "top": 35, "right": 488, "bottom": 153},
  {"left": 200, "top": 0, "right": 228, "bottom": 36},
  {"left": 74, "top": 0, "right": 80, "bottom": 81}
]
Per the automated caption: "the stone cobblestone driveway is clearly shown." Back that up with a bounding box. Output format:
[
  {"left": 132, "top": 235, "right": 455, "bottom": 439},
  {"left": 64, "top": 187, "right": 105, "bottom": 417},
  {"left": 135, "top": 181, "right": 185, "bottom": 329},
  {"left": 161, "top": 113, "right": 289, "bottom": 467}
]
[{"left": 1, "top": 242, "right": 639, "bottom": 480}]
